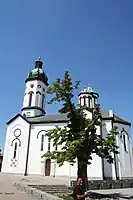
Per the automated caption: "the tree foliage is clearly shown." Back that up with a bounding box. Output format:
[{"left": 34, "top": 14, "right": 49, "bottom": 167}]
[{"left": 43, "top": 71, "right": 119, "bottom": 179}]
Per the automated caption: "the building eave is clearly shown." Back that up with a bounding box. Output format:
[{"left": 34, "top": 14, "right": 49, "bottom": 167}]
[
  {"left": 113, "top": 119, "right": 131, "bottom": 126},
  {"left": 6, "top": 114, "right": 30, "bottom": 125},
  {"left": 102, "top": 116, "right": 131, "bottom": 126},
  {"left": 78, "top": 91, "right": 99, "bottom": 97},
  {"left": 21, "top": 106, "right": 46, "bottom": 115},
  {"left": 113, "top": 114, "right": 131, "bottom": 126},
  {"left": 31, "top": 120, "right": 68, "bottom": 124},
  {"left": 25, "top": 77, "right": 49, "bottom": 86}
]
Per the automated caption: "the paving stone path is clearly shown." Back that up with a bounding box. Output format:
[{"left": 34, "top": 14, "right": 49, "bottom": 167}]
[
  {"left": 0, "top": 174, "right": 33, "bottom": 200},
  {"left": 2, "top": 173, "right": 133, "bottom": 200}
]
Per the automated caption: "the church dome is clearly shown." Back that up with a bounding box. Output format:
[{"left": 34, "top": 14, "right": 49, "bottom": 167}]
[
  {"left": 25, "top": 58, "right": 49, "bottom": 86},
  {"left": 80, "top": 85, "right": 99, "bottom": 97},
  {"left": 81, "top": 86, "right": 94, "bottom": 93},
  {"left": 28, "top": 68, "right": 48, "bottom": 83}
]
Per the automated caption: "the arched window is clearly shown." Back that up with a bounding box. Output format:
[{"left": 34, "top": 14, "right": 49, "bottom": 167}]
[
  {"left": 123, "top": 134, "right": 127, "bottom": 152},
  {"left": 28, "top": 91, "right": 34, "bottom": 107},
  {"left": 13, "top": 142, "right": 17, "bottom": 159},
  {"left": 83, "top": 96, "right": 86, "bottom": 105},
  {"left": 48, "top": 137, "right": 50, "bottom": 152},
  {"left": 89, "top": 98, "right": 92, "bottom": 108},
  {"left": 121, "top": 128, "right": 128, "bottom": 152},
  {"left": 42, "top": 94, "right": 45, "bottom": 109},
  {"left": 41, "top": 135, "right": 44, "bottom": 151},
  {"left": 79, "top": 97, "right": 81, "bottom": 106},
  {"left": 11, "top": 138, "right": 21, "bottom": 147},
  {"left": 94, "top": 97, "right": 98, "bottom": 105},
  {"left": 36, "top": 91, "right": 41, "bottom": 106},
  {"left": 88, "top": 97, "right": 90, "bottom": 107}
]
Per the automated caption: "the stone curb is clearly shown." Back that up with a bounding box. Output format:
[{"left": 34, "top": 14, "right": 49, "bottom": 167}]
[{"left": 15, "top": 183, "right": 63, "bottom": 200}]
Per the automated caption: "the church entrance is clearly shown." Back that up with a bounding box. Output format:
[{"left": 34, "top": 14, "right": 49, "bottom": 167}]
[{"left": 45, "top": 159, "right": 51, "bottom": 176}]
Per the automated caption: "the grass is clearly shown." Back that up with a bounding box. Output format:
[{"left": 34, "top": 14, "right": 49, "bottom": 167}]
[
  {"left": 62, "top": 195, "right": 73, "bottom": 200},
  {"left": 57, "top": 194, "right": 73, "bottom": 200}
]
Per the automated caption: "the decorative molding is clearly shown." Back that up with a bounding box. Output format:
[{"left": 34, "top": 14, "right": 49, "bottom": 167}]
[
  {"left": 32, "top": 119, "right": 67, "bottom": 124},
  {"left": 25, "top": 77, "right": 49, "bottom": 86},
  {"left": 21, "top": 106, "right": 46, "bottom": 115},
  {"left": 120, "top": 128, "right": 129, "bottom": 139},
  {"left": 10, "top": 159, "right": 17, "bottom": 168},
  {"left": 79, "top": 95, "right": 88, "bottom": 99},
  {"left": 37, "top": 130, "right": 46, "bottom": 139},
  {"left": 102, "top": 117, "right": 131, "bottom": 126},
  {"left": 28, "top": 91, "right": 34, "bottom": 94},
  {"left": 14, "top": 128, "right": 21, "bottom": 137},
  {"left": 121, "top": 128, "right": 128, "bottom": 134},
  {"left": 78, "top": 91, "right": 99, "bottom": 98},
  {"left": 11, "top": 138, "right": 21, "bottom": 147},
  {"left": 36, "top": 91, "right": 42, "bottom": 95}
]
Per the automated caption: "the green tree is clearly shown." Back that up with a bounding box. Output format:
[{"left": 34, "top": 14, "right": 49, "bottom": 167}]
[{"left": 43, "top": 71, "right": 119, "bottom": 184}]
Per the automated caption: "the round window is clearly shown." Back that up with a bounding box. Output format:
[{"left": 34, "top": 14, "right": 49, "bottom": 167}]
[
  {"left": 30, "top": 84, "right": 34, "bottom": 88},
  {"left": 14, "top": 129, "right": 21, "bottom": 137},
  {"left": 38, "top": 85, "right": 41, "bottom": 88}
]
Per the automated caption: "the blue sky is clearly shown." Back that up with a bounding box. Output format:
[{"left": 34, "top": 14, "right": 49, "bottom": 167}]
[{"left": 0, "top": 0, "right": 133, "bottom": 150}]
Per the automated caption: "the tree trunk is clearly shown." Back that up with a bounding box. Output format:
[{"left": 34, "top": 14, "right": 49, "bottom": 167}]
[
  {"left": 77, "top": 132, "right": 89, "bottom": 191},
  {"left": 77, "top": 158, "right": 88, "bottom": 191}
]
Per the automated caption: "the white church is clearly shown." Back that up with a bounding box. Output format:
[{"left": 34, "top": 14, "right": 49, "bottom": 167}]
[{"left": 2, "top": 58, "right": 133, "bottom": 180}]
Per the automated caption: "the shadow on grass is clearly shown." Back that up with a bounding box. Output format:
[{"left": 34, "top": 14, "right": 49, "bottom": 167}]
[
  {"left": 58, "top": 192, "right": 133, "bottom": 200},
  {"left": 87, "top": 191, "right": 133, "bottom": 199}
]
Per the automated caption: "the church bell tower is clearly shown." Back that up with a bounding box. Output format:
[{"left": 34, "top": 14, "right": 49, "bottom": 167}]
[{"left": 21, "top": 57, "right": 49, "bottom": 117}]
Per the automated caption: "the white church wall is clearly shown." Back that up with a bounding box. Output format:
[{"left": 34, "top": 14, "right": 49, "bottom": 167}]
[
  {"left": 113, "top": 122, "right": 133, "bottom": 179},
  {"left": 54, "top": 162, "right": 77, "bottom": 178},
  {"left": 27, "top": 120, "right": 103, "bottom": 179},
  {"left": 2, "top": 116, "right": 30, "bottom": 174},
  {"left": 26, "top": 119, "right": 133, "bottom": 178},
  {"left": 87, "top": 154, "right": 103, "bottom": 180},
  {"left": 27, "top": 122, "right": 67, "bottom": 175},
  {"left": 102, "top": 120, "right": 116, "bottom": 179},
  {"left": 87, "top": 125, "right": 103, "bottom": 180},
  {"left": 55, "top": 162, "right": 71, "bottom": 177},
  {"left": 55, "top": 123, "right": 103, "bottom": 180},
  {"left": 53, "top": 114, "right": 102, "bottom": 179}
]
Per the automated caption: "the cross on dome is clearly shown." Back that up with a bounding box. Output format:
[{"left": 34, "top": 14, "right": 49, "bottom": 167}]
[
  {"left": 38, "top": 56, "right": 41, "bottom": 61},
  {"left": 82, "top": 84, "right": 94, "bottom": 93}
]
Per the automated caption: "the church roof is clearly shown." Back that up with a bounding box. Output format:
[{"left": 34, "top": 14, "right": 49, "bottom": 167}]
[
  {"left": 28, "top": 111, "right": 130, "bottom": 126},
  {"left": 113, "top": 115, "right": 131, "bottom": 125},
  {"left": 102, "top": 110, "right": 131, "bottom": 126},
  {"left": 7, "top": 111, "right": 131, "bottom": 126},
  {"left": 25, "top": 59, "right": 48, "bottom": 86},
  {"left": 27, "top": 113, "right": 68, "bottom": 123}
]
